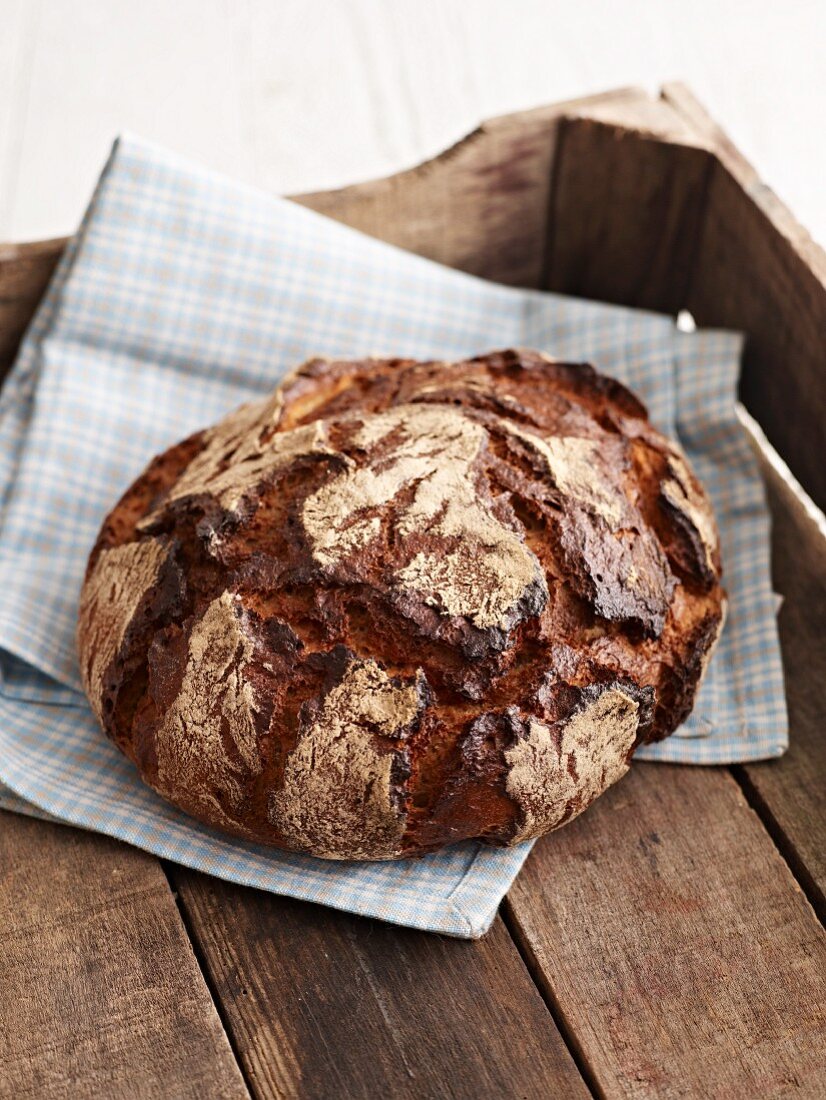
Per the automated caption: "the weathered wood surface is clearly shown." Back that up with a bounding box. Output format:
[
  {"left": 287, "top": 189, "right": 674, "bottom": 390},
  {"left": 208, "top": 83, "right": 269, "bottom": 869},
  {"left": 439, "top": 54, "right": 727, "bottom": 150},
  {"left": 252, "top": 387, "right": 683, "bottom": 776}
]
[
  {"left": 0, "top": 811, "right": 248, "bottom": 1100},
  {"left": 295, "top": 86, "right": 654, "bottom": 289},
  {"left": 663, "top": 83, "right": 826, "bottom": 512},
  {"left": 169, "top": 868, "right": 588, "bottom": 1100},
  {"left": 505, "top": 763, "right": 826, "bottom": 1098},
  {"left": 543, "top": 114, "right": 710, "bottom": 312},
  {"left": 533, "top": 95, "right": 826, "bottom": 1098},
  {"left": 0, "top": 238, "right": 63, "bottom": 377},
  {"left": 735, "top": 449, "right": 826, "bottom": 921}
]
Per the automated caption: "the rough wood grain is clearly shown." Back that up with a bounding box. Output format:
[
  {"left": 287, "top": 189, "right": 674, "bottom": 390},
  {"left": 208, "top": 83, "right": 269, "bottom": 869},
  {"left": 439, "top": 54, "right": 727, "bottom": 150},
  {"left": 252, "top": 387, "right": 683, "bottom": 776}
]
[
  {"left": 0, "top": 811, "right": 248, "bottom": 1100},
  {"left": 505, "top": 763, "right": 826, "bottom": 1099},
  {"left": 168, "top": 868, "right": 588, "bottom": 1100},
  {"left": 0, "top": 238, "right": 63, "bottom": 378},
  {"left": 732, "top": 448, "right": 826, "bottom": 921},
  {"left": 662, "top": 84, "right": 826, "bottom": 511},
  {"left": 543, "top": 115, "right": 711, "bottom": 313}
]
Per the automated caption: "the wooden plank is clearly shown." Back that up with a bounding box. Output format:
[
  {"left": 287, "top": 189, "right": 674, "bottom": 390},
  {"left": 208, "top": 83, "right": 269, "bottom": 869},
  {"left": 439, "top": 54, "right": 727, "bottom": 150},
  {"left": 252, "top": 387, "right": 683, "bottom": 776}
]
[
  {"left": 0, "top": 811, "right": 248, "bottom": 1100},
  {"left": 505, "top": 762, "right": 826, "bottom": 1098},
  {"left": 662, "top": 83, "right": 826, "bottom": 512},
  {"left": 543, "top": 114, "right": 711, "bottom": 313},
  {"left": 168, "top": 867, "right": 589, "bottom": 1100},
  {"left": 293, "top": 86, "right": 653, "bottom": 289},
  {"left": 732, "top": 444, "right": 826, "bottom": 920},
  {"left": 0, "top": 238, "right": 64, "bottom": 380}
]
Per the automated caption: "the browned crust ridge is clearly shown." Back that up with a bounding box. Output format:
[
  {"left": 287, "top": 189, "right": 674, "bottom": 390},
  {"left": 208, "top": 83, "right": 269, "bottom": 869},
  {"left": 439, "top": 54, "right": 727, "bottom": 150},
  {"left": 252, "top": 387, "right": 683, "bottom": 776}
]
[{"left": 77, "top": 350, "right": 724, "bottom": 859}]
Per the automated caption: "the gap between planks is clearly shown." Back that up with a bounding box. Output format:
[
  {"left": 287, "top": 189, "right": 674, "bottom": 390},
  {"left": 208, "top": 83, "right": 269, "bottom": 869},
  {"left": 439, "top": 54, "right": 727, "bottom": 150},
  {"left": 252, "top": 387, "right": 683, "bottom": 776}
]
[
  {"left": 499, "top": 901, "right": 603, "bottom": 1100},
  {"left": 730, "top": 765, "right": 825, "bottom": 927},
  {"left": 164, "top": 866, "right": 590, "bottom": 1100},
  {"left": 503, "top": 763, "right": 826, "bottom": 1097},
  {"left": 159, "top": 861, "right": 258, "bottom": 1099}
]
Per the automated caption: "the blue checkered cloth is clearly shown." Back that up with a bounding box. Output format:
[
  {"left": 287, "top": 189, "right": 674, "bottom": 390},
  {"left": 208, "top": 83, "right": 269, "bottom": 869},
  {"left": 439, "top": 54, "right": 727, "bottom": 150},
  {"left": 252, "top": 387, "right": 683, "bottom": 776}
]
[{"left": 0, "top": 136, "right": 787, "bottom": 937}]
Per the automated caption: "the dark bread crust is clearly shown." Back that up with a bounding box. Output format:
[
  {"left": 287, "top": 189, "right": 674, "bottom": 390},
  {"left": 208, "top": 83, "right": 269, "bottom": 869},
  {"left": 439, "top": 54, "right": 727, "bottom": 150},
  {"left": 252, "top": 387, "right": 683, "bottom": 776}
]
[{"left": 77, "top": 350, "right": 724, "bottom": 859}]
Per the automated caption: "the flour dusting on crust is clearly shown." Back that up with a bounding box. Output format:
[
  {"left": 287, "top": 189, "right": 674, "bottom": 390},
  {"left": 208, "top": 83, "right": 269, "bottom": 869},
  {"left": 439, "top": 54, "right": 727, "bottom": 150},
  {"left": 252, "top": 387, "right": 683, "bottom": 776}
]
[
  {"left": 153, "top": 592, "right": 263, "bottom": 826},
  {"left": 152, "top": 394, "right": 334, "bottom": 515},
  {"left": 268, "top": 658, "right": 424, "bottom": 859},
  {"left": 661, "top": 450, "right": 719, "bottom": 575},
  {"left": 302, "top": 404, "right": 546, "bottom": 632},
  {"left": 77, "top": 350, "right": 725, "bottom": 860},
  {"left": 396, "top": 546, "right": 536, "bottom": 631},
  {"left": 500, "top": 421, "right": 626, "bottom": 527},
  {"left": 77, "top": 538, "right": 169, "bottom": 722},
  {"left": 505, "top": 688, "right": 640, "bottom": 842}
]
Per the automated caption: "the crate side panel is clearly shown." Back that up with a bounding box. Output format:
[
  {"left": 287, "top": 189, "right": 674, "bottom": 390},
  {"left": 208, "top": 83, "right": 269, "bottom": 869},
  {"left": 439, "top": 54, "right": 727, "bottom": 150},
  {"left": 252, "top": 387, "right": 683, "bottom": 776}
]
[
  {"left": 544, "top": 116, "right": 711, "bottom": 313},
  {"left": 663, "top": 83, "right": 826, "bottom": 510},
  {"left": 686, "top": 159, "right": 826, "bottom": 510},
  {"left": 168, "top": 871, "right": 589, "bottom": 1100}
]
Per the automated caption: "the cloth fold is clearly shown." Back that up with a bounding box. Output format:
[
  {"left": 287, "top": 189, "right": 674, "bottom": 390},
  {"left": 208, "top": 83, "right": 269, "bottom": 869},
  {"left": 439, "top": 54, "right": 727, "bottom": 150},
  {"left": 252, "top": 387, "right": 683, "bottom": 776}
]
[{"left": 0, "top": 135, "right": 787, "bottom": 937}]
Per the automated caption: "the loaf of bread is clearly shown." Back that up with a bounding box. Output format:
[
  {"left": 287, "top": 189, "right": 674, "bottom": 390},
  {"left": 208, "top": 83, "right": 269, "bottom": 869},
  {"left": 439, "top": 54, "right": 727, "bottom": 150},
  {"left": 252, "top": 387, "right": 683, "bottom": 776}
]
[{"left": 77, "top": 350, "right": 724, "bottom": 858}]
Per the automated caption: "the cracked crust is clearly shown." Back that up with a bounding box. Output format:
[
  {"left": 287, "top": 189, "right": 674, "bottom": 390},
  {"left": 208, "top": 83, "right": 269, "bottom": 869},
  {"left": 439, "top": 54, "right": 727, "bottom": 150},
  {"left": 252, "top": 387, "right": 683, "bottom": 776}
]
[
  {"left": 268, "top": 658, "right": 426, "bottom": 859},
  {"left": 505, "top": 687, "right": 640, "bottom": 842},
  {"left": 77, "top": 349, "right": 724, "bottom": 859},
  {"left": 77, "top": 537, "right": 171, "bottom": 724}
]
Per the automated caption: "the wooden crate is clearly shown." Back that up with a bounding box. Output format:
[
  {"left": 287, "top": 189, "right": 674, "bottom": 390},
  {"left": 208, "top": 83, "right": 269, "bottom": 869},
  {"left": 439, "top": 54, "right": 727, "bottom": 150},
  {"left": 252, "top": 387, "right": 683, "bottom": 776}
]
[{"left": 1, "top": 84, "right": 824, "bottom": 1099}]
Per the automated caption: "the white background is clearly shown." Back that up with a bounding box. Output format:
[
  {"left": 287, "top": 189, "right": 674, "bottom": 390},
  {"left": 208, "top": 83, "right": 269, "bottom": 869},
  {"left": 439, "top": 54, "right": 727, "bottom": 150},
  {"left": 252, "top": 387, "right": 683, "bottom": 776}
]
[{"left": 2, "top": 0, "right": 825, "bottom": 246}]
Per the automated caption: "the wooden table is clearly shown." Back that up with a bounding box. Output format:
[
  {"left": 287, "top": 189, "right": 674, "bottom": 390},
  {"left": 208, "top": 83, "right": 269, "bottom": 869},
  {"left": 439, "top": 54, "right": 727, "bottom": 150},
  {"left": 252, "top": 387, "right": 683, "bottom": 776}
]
[{"left": 1, "top": 85, "right": 825, "bottom": 1099}]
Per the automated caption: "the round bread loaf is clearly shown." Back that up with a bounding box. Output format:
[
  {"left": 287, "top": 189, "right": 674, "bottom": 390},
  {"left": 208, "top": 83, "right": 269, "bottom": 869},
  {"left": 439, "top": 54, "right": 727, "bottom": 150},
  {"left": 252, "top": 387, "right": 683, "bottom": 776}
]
[{"left": 77, "top": 349, "right": 724, "bottom": 858}]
